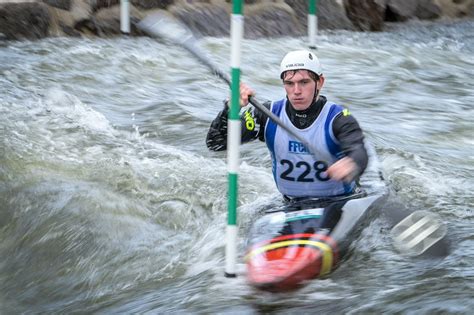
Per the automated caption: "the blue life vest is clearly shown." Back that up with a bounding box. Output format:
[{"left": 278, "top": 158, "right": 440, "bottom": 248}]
[{"left": 264, "top": 99, "right": 355, "bottom": 197}]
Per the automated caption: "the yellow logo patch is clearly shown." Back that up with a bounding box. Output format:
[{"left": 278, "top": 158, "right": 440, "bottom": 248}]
[
  {"left": 244, "top": 110, "right": 255, "bottom": 130},
  {"left": 342, "top": 108, "right": 351, "bottom": 116}
]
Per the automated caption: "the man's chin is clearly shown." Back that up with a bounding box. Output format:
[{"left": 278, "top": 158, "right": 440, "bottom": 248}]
[{"left": 290, "top": 100, "right": 310, "bottom": 110}]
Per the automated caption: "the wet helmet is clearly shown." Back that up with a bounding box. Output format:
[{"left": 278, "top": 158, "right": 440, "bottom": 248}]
[{"left": 279, "top": 50, "right": 322, "bottom": 79}]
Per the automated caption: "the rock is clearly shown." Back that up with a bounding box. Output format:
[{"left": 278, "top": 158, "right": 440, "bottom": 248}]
[
  {"left": 170, "top": 3, "right": 231, "bottom": 37},
  {"left": 92, "top": 4, "right": 145, "bottom": 35},
  {"left": 436, "top": 0, "right": 474, "bottom": 18},
  {"left": 385, "top": 0, "right": 417, "bottom": 21},
  {"left": 93, "top": 0, "right": 120, "bottom": 11},
  {"left": 46, "top": 0, "right": 92, "bottom": 37},
  {"left": 223, "top": 0, "right": 261, "bottom": 4},
  {"left": 61, "top": 23, "right": 83, "bottom": 36},
  {"left": 1, "top": 0, "right": 472, "bottom": 41},
  {"left": 415, "top": 0, "right": 442, "bottom": 20},
  {"left": 132, "top": 0, "right": 174, "bottom": 10},
  {"left": 93, "top": 0, "right": 173, "bottom": 10},
  {"left": 0, "top": 3, "right": 51, "bottom": 40},
  {"left": 48, "top": 6, "right": 79, "bottom": 36},
  {"left": 245, "top": 3, "right": 303, "bottom": 38},
  {"left": 71, "top": 0, "right": 93, "bottom": 22},
  {"left": 169, "top": 1, "right": 305, "bottom": 38},
  {"left": 284, "top": 0, "right": 356, "bottom": 31},
  {"left": 42, "top": 0, "right": 73, "bottom": 11},
  {"left": 319, "top": 0, "right": 357, "bottom": 30},
  {"left": 344, "top": 0, "right": 384, "bottom": 31}
]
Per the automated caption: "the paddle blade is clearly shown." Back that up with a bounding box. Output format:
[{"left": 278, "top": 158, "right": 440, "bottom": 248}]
[
  {"left": 391, "top": 210, "right": 447, "bottom": 256},
  {"left": 138, "top": 11, "right": 196, "bottom": 46}
]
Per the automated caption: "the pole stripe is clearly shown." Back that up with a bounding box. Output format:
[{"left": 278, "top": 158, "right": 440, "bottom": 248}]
[
  {"left": 225, "top": 225, "right": 238, "bottom": 275},
  {"left": 227, "top": 173, "right": 238, "bottom": 225},
  {"left": 227, "top": 120, "right": 241, "bottom": 173},
  {"left": 231, "top": 14, "right": 244, "bottom": 68},
  {"left": 308, "top": 0, "right": 318, "bottom": 48},
  {"left": 308, "top": 15, "right": 316, "bottom": 47},
  {"left": 120, "top": 0, "right": 130, "bottom": 34},
  {"left": 232, "top": 1, "right": 243, "bottom": 14},
  {"left": 309, "top": 0, "right": 318, "bottom": 14},
  {"left": 230, "top": 69, "right": 241, "bottom": 120}
]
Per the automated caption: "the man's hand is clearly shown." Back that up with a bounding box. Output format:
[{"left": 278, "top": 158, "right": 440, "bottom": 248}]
[
  {"left": 326, "top": 157, "right": 359, "bottom": 183},
  {"left": 239, "top": 82, "right": 255, "bottom": 107}
]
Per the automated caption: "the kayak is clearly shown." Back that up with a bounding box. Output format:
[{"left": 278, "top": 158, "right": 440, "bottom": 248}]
[
  {"left": 245, "top": 190, "right": 388, "bottom": 292},
  {"left": 242, "top": 139, "right": 449, "bottom": 291}
]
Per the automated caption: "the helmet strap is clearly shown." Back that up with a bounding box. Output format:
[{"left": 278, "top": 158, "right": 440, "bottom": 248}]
[{"left": 313, "top": 81, "right": 320, "bottom": 102}]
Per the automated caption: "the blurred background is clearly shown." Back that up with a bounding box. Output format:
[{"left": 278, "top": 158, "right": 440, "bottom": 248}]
[{"left": 1, "top": 0, "right": 473, "bottom": 314}]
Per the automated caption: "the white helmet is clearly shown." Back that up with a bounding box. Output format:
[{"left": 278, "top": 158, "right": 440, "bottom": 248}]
[{"left": 279, "top": 50, "right": 322, "bottom": 78}]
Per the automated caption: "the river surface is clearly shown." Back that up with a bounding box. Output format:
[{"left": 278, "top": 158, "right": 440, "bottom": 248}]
[{"left": 1, "top": 19, "right": 473, "bottom": 314}]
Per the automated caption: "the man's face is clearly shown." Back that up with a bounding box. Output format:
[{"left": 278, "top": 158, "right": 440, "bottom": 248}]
[{"left": 283, "top": 70, "right": 322, "bottom": 110}]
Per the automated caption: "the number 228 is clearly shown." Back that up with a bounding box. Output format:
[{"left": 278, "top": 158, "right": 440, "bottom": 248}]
[{"left": 279, "top": 159, "right": 330, "bottom": 182}]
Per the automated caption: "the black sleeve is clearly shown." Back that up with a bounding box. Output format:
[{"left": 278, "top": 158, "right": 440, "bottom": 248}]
[
  {"left": 206, "top": 101, "right": 270, "bottom": 151},
  {"left": 332, "top": 112, "right": 368, "bottom": 177},
  {"left": 206, "top": 103, "right": 229, "bottom": 151}
]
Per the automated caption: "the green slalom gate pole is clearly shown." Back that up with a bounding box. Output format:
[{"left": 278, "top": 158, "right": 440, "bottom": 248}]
[
  {"left": 225, "top": 0, "right": 243, "bottom": 278},
  {"left": 308, "top": 0, "right": 318, "bottom": 49}
]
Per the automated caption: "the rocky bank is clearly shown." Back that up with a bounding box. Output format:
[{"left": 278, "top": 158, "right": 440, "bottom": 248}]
[{"left": 0, "top": 0, "right": 473, "bottom": 40}]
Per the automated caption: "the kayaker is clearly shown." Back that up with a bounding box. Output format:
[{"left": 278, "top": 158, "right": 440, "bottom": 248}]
[{"left": 206, "top": 50, "right": 368, "bottom": 200}]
